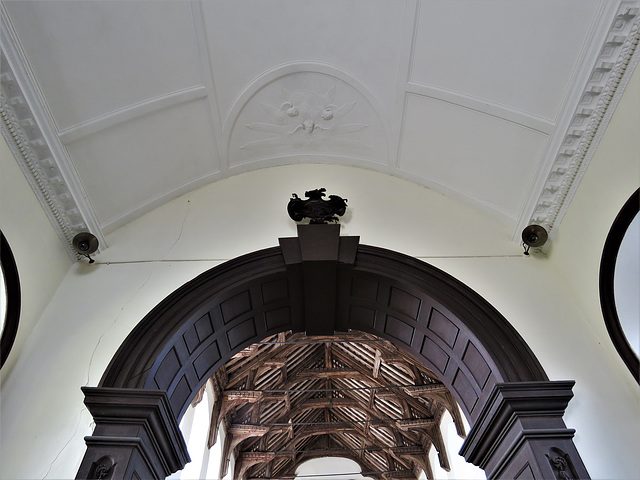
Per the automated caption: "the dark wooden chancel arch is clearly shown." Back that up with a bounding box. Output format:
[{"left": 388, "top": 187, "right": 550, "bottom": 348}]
[{"left": 77, "top": 225, "right": 590, "bottom": 480}]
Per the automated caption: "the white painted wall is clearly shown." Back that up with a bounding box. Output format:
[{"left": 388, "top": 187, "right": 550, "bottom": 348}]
[
  {"left": 551, "top": 63, "right": 640, "bottom": 368},
  {"left": 543, "top": 64, "right": 640, "bottom": 475},
  {"left": 1, "top": 160, "right": 638, "bottom": 479},
  {"left": 0, "top": 135, "right": 72, "bottom": 379},
  {"left": 0, "top": 68, "right": 638, "bottom": 480}
]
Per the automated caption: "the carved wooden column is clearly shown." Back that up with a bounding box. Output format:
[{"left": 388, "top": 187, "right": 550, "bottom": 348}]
[
  {"left": 460, "top": 381, "right": 590, "bottom": 480},
  {"left": 76, "top": 387, "right": 190, "bottom": 480}
]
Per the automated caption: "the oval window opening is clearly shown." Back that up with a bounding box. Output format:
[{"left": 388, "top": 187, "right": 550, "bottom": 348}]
[
  {"left": 615, "top": 211, "right": 639, "bottom": 356},
  {"left": 600, "top": 189, "right": 640, "bottom": 383},
  {"left": 1, "top": 231, "right": 21, "bottom": 369}
]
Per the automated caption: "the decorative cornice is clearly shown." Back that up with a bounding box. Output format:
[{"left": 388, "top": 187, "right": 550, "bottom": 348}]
[
  {"left": 0, "top": 8, "right": 105, "bottom": 260},
  {"left": 0, "top": 72, "right": 81, "bottom": 259},
  {"left": 2, "top": 3, "right": 638, "bottom": 251},
  {"left": 529, "top": 2, "right": 640, "bottom": 237}
]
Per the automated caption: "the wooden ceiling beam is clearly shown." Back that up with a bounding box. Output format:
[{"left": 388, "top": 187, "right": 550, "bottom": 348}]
[
  {"left": 402, "top": 384, "right": 448, "bottom": 395},
  {"left": 226, "top": 333, "right": 305, "bottom": 389},
  {"left": 228, "top": 424, "right": 270, "bottom": 452},
  {"left": 213, "top": 332, "right": 460, "bottom": 480},
  {"left": 294, "top": 368, "right": 360, "bottom": 379},
  {"left": 425, "top": 424, "right": 451, "bottom": 472},
  {"left": 334, "top": 387, "right": 430, "bottom": 448},
  {"left": 373, "top": 349, "right": 382, "bottom": 379},
  {"left": 325, "top": 342, "right": 332, "bottom": 367},
  {"left": 207, "top": 375, "right": 224, "bottom": 447},
  {"left": 382, "top": 469, "right": 419, "bottom": 479},
  {"left": 240, "top": 396, "right": 322, "bottom": 453},
  {"left": 266, "top": 437, "right": 423, "bottom": 480},
  {"left": 235, "top": 451, "right": 278, "bottom": 480},
  {"left": 404, "top": 386, "right": 466, "bottom": 438},
  {"left": 332, "top": 349, "right": 436, "bottom": 420}
]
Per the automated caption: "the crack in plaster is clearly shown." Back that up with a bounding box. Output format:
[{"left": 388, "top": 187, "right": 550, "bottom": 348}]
[
  {"left": 85, "top": 264, "right": 158, "bottom": 387},
  {"left": 41, "top": 407, "right": 87, "bottom": 480},
  {"left": 41, "top": 264, "right": 159, "bottom": 478},
  {"left": 37, "top": 262, "right": 159, "bottom": 479},
  {"left": 167, "top": 194, "right": 193, "bottom": 255},
  {"left": 51, "top": 202, "right": 193, "bottom": 476},
  {"left": 43, "top": 196, "right": 197, "bottom": 478},
  {"left": 84, "top": 196, "right": 196, "bottom": 383}
]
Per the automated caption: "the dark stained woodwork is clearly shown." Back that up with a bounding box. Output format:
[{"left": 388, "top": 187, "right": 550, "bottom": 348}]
[
  {"left": 75, "top": 388, "right": 189, "bottom": 480},
  {"left": 211, "top": 331, "right": 453, "bottom": 480},
  {"left": 280, "top": 224, "right": 359, "bottom": 335},
  {"left": 460, "top": 381, "right": 590, "bottom": 479},
  {"left": 77, "top": 225, "right": 588, "bottom": 480}
]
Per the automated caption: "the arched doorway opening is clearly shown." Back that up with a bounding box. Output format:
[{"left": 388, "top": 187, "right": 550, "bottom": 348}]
[
  {"left": 76, "top": 226, "right": 589, "bottom": 480},
  {"left": 294, "top": 457, "right": 376, "bottom": 480},
  {"left": 172, "top": 330, "right": 483, "bottom": 480}
]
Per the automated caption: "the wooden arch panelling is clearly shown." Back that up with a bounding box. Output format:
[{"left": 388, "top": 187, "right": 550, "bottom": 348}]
[
  {"left": 77, "top": 226, "right": 589, "bottom": 480},
  {"left": 99, "top": 228, "right": 545, "bottom": 420}
]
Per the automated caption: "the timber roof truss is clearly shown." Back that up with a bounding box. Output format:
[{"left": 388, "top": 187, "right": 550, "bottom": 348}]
[{"left": 194, "top": 331, "right": 467, "bottom": 480}]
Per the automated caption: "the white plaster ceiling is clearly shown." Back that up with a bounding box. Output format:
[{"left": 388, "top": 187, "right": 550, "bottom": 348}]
[{"left": 1, "top": 1, "right": 639, "bottom": 256}]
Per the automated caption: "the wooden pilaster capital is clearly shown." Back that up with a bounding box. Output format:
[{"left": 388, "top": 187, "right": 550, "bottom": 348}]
[
  {"left": 460, "top": 381, "right": 589, "bottom": 479},
  {"left": 77, "top": 387, "right": 190, "bottom": 479}
]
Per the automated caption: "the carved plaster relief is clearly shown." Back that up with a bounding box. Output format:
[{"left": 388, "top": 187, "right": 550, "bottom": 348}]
[
  {"left": 2, "top": 2, "right": 639, "bottom": 256},
  {"left": 529, "top": 3, "right": 639, "bottom": 236},
  {"left": 1, "top": 10, "right": 105, "bottom": 259},
  {"left": 0, "top": 57, "right": 87, "bottom": 260},
  {"left": 228, "top": 70, "right": 388, "bottom": 168}
]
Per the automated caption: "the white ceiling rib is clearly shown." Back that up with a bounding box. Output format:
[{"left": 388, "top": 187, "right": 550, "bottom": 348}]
[
  {"left": 404, "top": 82, "right": 556, "bottom": 134},
  {"left": 0, "top": 1, "right": 638, "bottom": 259},
  {"left": 57, "top": 86, "right": 209, "bottom": 144}
]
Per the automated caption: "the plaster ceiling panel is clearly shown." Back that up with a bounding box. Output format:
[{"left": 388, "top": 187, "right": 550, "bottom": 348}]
[
  {"left": 4, "top": 1, "right": 202, "bottom": 130},
  {"left": 398, "top": 94, "right": 548, "bottom": 225},
  {"left": 227, "top": 71, "right": 388, "bottom": 169},
  {"left": 200, "top": 0, "right": 407, "bottom": 119},
  {"left": 64, "top": 99, "right": 218, "bottom": 230},
  {"left": 410, "top": 0, "right": 601, "bottom": 121}
]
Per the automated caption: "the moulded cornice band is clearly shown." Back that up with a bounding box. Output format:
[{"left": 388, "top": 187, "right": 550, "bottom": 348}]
[{"left": 521, "top": 3, "right": 640, "bottom": 240}]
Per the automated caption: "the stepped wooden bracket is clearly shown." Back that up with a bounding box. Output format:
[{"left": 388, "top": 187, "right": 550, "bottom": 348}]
[{"left": 279, "top": 224, "right": 359, "bottom": 335}]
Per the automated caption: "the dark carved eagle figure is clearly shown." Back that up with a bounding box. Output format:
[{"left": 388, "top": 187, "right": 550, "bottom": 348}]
[{"left": 287, "top": 188, "right": 348, "bottom": 224}]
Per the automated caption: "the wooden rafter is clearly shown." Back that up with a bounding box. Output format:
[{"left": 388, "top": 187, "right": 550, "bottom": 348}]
[{"left": 207, "top": 331, "right": 466, "bottom": 480}]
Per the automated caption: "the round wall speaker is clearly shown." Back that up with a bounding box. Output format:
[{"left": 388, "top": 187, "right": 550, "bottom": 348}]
[
  {"left": 521, "top": 225, "right": 548, "bottom": 248},
  {"left": 72, "top": 232, "right": 99, "bottom": 255}
]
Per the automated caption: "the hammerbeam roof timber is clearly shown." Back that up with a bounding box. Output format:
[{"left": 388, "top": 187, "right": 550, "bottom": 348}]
[
  {"left": 236, "top": 397, "right": 429, "bottom": 462},
  {"left": 203, "top": 331, "right": 466, "bottom": 480},
  {"left": 238, "top": 446, "right": 426, "bottom": 459}
]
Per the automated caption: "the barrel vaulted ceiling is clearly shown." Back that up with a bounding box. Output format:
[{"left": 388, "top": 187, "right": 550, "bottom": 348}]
[{"left": 1, "top": 1, "right": 639, "bottom": 258}]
